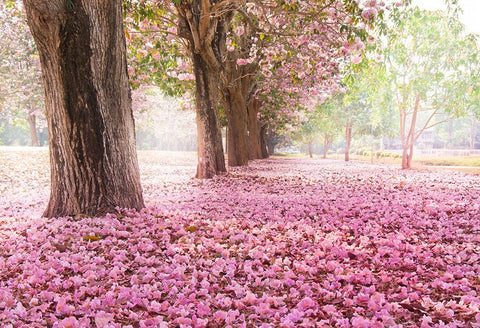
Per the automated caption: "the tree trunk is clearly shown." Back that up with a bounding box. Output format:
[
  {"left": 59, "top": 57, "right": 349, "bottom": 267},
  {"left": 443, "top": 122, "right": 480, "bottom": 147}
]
[
  {"left": 175, "top": 0, "right": 229, "bottom": 178},
  {"left": 399, "top": 93, "right": 420, "bottom": 170},
  {"left": 401, "top": 143, "right": 415, "bottom": 169},
  {"left": 407, "top": 143, "right": 414, "bottom": 168},
  {"left": 260, "top": 125, "right": 269, "bottom": 158},
  {"left": 24, "top": 0, "right": 145, "bottom": 217},
  {"left": 323, "top": 136, "right": 330, "bottom": 159},
  {"left": 27, "top": 113, "right": 40, "bottom": 147},
  {"left": 266, "top": 131, "right": 276, "bottom": 156},
  {"left": 247, "top": 98, "right": 263, "bottom": 160},
  {"left": 192, "top": 52, "right": 226, "bottom": 178},
  {"left": 308, "top": 142, "right": 313, "bottom": 158},
  {"left": 401, "top": 146, "right": 410, "bottom": 169},
  {"left": 345, "top": 125, "right": 352, "bottom": 162},
  {"left": 222, "top": 87, "right": 249, "bottom": 167}
]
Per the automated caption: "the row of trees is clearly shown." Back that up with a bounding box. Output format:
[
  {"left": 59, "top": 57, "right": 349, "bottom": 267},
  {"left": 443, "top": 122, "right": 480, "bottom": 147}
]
[
  {"left": 4, "top": 0, "right": 477, "bottom": 217},
  {"left": 12, "top": 0, "right": 393, "bottom": 217},
  {"left": 0, "top": 2, "right": 44, "bottom": 146},
  {"left": 122, "top": 0, "right": 389, "bottom": 177},
  {"left": 293, "top": 6, "right": 479, "bottom": 169}
]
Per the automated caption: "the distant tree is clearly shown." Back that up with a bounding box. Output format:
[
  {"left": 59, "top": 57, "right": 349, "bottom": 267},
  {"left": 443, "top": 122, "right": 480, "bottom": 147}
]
[
  {"left": 292, "top": 111, "right": 320, "bottom": 158},
  {"left": 312, "top": 96, "right": 343, "bottom": 159},
  {"left": 0, "top": 1, "right": 44, "bottom": 146},
  {"left": 24, "top": 0, "right": 144, "bottom": 217},
  {"left": 379, "top": 7, "right": 479, "bottom": 169}
]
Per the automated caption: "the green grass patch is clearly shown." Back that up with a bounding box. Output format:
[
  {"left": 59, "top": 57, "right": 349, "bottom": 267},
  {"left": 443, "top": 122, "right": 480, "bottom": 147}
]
[
  {"left": 273, "top": 152, "right": 308, "bottom": 158},
  {"left": 414, "top": 156, "right": 480, "bottom": 167}
]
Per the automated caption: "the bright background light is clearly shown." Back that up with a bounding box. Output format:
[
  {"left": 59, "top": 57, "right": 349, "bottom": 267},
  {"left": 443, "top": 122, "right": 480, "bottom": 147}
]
[{"left": 413, "top": 0, "right": 480, "bottom": 34}]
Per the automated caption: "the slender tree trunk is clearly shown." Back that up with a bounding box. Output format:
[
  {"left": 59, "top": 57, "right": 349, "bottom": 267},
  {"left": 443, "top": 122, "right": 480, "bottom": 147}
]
[
  {"left": 401, "top": 146, "right": 410, "bottom": 169},
  {"left": 399, "top": 94, "right": 420, "bottom": 170},
  {"left": 308, "top": 142, "right": 313, "bottom": 158},
  {"left": 323, "top": 136, "right": 330, "bottom": 159},
  {"left": 192, "top": 53, "right": 226, "bottom": 178},
  {"left": 24, "top": 0, "right": 145, "bottom": 217},
  {"left": 407, "top": 143, "right": 414, "bottom": 168},
  {"left": 27, "top": 113, "right": 40, "bottom": 147},
  {"left": 345, "top": 124, "right": 352, "bottom": 162},
  {"left": 247, "top": 98, "right": 263, "bottom": 160},
  {"left": 222, "top": 87, "right": 249, "bottom": 166}
]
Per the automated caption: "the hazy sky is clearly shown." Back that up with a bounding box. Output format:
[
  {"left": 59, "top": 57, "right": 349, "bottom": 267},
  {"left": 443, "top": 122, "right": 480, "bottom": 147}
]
[{"left": 413, "top": 0, "right": 480, "bottom": 34}]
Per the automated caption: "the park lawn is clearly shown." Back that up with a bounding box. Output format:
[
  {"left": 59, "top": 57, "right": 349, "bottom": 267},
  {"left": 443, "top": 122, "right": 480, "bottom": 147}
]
[
  {"left": 330, "top": 153, "right": 480, "bottom": 174},
  {"left": 414, "top": 156, "right": 480, "bottom": 168},
  {"left": 1, "top": 148, "right": 480, "bottom": 327}
]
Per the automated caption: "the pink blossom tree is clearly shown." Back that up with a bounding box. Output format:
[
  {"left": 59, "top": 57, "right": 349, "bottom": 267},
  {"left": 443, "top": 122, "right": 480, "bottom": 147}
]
[
  {"left": 0, "top": 1, "right": 44, "bottom": 146},
  {"left": 124, "top": 0, "right": 397, "bottom": 175}
]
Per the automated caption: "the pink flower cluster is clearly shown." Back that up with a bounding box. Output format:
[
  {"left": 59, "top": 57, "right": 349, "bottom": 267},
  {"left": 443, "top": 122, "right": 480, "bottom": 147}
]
[{"left": 1, "top": 150, "right": 480, "bottom": 327}]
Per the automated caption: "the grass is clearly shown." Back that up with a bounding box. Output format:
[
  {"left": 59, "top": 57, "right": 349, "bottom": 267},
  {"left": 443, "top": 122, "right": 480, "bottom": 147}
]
[
  {"left": 277, "top": 151, "right": 480, "bottom": 174},
  {"left": 414, "top": 156, "right": 480, "bottom": 167}
]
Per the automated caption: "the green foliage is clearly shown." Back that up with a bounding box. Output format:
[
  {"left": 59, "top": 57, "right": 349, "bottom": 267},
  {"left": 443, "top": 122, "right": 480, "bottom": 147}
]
[
  {"left": 383, "top": 7, "right": 478, "bottom": 117},
  {"left": 123, "top": 1, "right": 193, "bottom": 97},
  {"left": 354, "top": 148, "right": 402, "bottom": 160}
]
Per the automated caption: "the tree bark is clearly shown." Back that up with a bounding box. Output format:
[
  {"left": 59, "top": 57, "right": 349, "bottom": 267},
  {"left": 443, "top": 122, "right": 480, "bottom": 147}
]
[
  {"left": 399, "top": 94, "right": 420, "bottom": 170},
  {"left": 175, "top": 0, "right": 229, "bottom": 178},
  {"left": 407, "top": 143, "right": 414, "bottom": 168},
  {"left": 260, "top": 125, "right": 269, "bottom": 158},
  {"left": 323, "top": 136, "right": 331, "bottom": 159},
  {"left": 345, "top": 124, "right": 352, "bottom": 162},
  {"left": 24, "top": 0, "right": 145, "bottom": 217},
  {"left": 266, "top": 129, "right": 277, "bottom": 156},
  {"left": 192, "top": 52, "right": 226, "bottom": 178},
  {"left": 247, "top": 98, "right": 264, "bottom": 160},
  {"left": 307, "top": 142, "right": 313, "bottom": 158},
  {"left": 222, "top": 87, "right": 249, "bottom": 166},
  {"left": 27, "top": 112, "right": 40, "bottom": 147},
  {"left": 401, "top": 146, "right": 410, "bottom": 169}
]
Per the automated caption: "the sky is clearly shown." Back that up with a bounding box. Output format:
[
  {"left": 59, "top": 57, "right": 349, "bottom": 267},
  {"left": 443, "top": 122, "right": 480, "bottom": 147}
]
[{"left": 413, "top": 0, "right": 480, "bottom": 34}]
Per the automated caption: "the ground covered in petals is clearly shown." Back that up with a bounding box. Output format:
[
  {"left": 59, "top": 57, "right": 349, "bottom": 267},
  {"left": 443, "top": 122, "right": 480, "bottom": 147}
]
[{"left": 1, "top": 148, "right": 480, "bottom": 327}]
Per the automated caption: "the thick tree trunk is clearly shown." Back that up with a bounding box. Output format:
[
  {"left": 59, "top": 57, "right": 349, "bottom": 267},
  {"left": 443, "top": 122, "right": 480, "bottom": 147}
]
[
  {"left": 175, "top": 0, "right": 228, "bottom": 178},
  {"left": 345, "top": 125, "right": 352, "bottom": 162},
  {"left": 27, "top": 113, "right": 40, "bottom": 147},
  {"left": 222, "top": 87, "right": 249, "bottom": 167},
  {"left": 192, "top": 53, "right": 226, "bottom": 178},
  {"left": 307, "top": 142, "right": 313, "bottom": 158},
  {"left": 24, "top": 0, "right": 144, "bottom": 217},
  {"left": 247, "top": 98, "right": 263, "bottom": 160}
]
